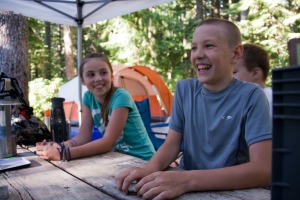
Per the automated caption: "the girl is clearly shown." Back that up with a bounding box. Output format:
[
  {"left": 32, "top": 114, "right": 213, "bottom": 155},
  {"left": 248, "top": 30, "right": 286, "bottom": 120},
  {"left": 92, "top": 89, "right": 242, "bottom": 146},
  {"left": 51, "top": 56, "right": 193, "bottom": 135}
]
[{"left": 36, "top": 53, "right": 155, "bottom": 161}]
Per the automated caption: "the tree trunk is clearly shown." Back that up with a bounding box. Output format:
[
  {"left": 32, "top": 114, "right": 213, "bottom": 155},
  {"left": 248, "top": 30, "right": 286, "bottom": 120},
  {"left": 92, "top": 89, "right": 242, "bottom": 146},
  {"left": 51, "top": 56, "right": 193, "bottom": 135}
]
[
  {"left": 222, "top": 0, "right": 229, "bottom": 20},
  {"left": 63, "top": 25, "right": 75, "bottom": 80},
  {"left": 213, "top": 0, "right": 221, "bottom": 18},
  {"left": 0, "top": 11, "right": 29, "bottom": 100},
  {"left": 196, "top": 0, "right": 204, "bottom": 21},
  {"left": 44, "top": 21, "right": 52, "bottom": 79}
]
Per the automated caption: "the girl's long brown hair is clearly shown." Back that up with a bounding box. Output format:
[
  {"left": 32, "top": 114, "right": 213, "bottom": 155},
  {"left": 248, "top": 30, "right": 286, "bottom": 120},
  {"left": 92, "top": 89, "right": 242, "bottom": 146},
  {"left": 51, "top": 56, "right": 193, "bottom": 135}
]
[{"left": 80, "top": 53, "right": 117, "bottom": 126}]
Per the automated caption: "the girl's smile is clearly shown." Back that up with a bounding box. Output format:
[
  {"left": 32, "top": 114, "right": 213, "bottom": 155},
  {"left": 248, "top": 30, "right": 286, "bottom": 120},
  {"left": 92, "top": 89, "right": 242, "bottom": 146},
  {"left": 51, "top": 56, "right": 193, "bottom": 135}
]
[{"left": 81, "top": 58, "right": 113, "bottom": 103}]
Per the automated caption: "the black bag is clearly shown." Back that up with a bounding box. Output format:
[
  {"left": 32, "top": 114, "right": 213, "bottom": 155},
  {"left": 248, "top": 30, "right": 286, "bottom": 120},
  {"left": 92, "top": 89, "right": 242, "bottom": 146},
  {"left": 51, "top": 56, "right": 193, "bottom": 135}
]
[
  {"left": 0, "top": 72, "right": 52, "bottom": 146},
  {"left": 12, "top": 115, "right": 52, "bottom": 146}
]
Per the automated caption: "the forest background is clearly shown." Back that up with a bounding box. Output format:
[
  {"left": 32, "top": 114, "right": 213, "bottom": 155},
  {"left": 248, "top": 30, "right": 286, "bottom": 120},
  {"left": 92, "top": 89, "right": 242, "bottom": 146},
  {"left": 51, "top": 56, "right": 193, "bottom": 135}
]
[{"left": 1, "top": 0, "right": 300, "bottom": 119}]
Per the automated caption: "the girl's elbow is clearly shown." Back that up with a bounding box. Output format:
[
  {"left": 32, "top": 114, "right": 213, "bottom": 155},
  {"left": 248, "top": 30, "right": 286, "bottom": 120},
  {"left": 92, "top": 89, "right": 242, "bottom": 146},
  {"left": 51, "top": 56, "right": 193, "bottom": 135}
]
[{"left": 100, "top": 142, "right": 115, "bottom": 153}]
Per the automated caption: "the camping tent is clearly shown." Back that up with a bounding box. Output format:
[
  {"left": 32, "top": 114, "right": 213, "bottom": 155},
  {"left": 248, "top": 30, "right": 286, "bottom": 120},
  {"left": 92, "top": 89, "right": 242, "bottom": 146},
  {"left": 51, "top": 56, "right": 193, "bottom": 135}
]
[
  {"left": 58, "top": 65, "right": 173, "bottom": 122},
  {"left": 113, "top": 65, "right": 173, "bottom": 121}
]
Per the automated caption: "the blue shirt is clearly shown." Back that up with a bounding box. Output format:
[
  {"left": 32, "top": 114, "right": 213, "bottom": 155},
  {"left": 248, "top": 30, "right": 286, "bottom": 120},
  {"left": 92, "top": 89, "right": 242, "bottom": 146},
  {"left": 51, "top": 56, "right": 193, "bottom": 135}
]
[{"left": 169, "top": 78, "right": 272, "bottom": 170}]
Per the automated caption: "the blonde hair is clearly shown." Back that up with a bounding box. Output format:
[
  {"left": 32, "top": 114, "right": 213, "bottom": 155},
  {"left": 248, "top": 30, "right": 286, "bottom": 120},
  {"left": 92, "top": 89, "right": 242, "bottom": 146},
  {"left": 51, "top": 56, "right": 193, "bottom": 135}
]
[{"left": 197, "top": 18, "right": 242, "bottom": 47}]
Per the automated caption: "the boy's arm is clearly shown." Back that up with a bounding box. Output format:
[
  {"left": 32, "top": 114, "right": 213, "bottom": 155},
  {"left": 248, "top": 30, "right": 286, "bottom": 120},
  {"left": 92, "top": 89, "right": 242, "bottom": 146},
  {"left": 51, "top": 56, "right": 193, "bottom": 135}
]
[
  {"left": 186, "top": 139, "right": 272, "bottom": 191},
  {"left": 134, "top": 139, "right": 272, "bottom": 200},
  {"left": 145, "top": 129, "right": 182, "bottom": 171},
  {"left": 116, "top": 129, "right": 182, "bottom": 193}
]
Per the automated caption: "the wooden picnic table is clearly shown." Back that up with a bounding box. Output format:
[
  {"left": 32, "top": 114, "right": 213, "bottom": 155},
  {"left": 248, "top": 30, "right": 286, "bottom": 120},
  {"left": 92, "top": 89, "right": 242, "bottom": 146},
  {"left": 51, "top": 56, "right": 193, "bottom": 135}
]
[{"left": 0, "top": 146, "right": 271, "bottom": 200}]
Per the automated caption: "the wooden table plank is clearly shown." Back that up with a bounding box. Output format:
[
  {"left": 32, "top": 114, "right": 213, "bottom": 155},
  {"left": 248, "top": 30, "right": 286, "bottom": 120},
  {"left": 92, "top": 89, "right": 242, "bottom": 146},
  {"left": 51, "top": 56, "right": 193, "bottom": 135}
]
[
  {"left": 176, "top": 188, "right": 271, "bottom": 200},
  {"left": 0, "top": 147, "right": 115, "bottom": 200},
  {"left": 46, "top": 150, "right": 270, "bottom": 200},
  {"left": 50, "top": 151, "right": 146, "bottom": 200}
]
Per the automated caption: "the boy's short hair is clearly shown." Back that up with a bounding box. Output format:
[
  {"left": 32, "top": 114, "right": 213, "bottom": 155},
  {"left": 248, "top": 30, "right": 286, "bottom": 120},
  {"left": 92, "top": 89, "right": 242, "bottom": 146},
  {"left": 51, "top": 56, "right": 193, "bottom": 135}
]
[
  {"left": 242, "top": 43, "right": 270, "bottom": 81},
  {"left": 197, "top": 18, "right": 242, "bottom": 47}
]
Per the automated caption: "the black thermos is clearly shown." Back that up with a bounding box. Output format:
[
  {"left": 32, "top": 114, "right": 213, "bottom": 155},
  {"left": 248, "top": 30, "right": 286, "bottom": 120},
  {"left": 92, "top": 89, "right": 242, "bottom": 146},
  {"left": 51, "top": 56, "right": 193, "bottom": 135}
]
[{"left": 50, "top": 97, "right": 67, "bottom": 143}]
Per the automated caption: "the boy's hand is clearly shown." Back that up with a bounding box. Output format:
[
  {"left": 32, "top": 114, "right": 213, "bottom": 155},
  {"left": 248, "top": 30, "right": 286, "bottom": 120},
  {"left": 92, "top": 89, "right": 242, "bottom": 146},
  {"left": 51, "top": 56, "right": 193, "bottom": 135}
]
[
  {"left": 115, "top": 167, "right": 151, "bottom": 194},
  {"left": 135, "top": 171, "right": 187, "bottom": 200}
]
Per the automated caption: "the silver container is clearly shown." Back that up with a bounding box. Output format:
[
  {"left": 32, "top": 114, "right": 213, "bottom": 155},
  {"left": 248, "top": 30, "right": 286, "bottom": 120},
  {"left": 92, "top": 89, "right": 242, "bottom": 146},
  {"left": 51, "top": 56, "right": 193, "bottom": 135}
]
[{"left": 0, "top": 105, "right": 17, "bottom": 158}]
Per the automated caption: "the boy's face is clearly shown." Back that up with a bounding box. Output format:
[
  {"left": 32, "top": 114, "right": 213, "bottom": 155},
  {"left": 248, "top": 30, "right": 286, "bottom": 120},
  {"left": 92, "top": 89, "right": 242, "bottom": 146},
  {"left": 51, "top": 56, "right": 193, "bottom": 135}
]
[
  {"left": 234, "top": 59, "right": 254, "bottom": 82},
  {"left": 190, "top": 24, "right": 242, "bottom": 91}
]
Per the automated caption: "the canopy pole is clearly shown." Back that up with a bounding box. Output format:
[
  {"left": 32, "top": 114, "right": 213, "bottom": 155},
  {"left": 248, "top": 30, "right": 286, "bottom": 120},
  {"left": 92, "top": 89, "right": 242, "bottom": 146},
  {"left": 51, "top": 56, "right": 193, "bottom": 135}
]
[
  {"left": 77, "top": 0, "right": 84, "bottom": 126},
  {"left": 77, "top": 23, "right": 82, "bottom": 126}
]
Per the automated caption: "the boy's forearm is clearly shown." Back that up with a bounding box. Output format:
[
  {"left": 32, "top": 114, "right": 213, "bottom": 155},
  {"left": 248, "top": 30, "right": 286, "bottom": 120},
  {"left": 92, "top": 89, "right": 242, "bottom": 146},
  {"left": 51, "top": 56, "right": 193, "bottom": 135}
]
[
  {"left": 143, "top": 151, "right": 171, "bottom": 172},
  {"left": 144, "top": 130, "right": 182, "bottom": 172},
  {"left": 183, "top": 140, "right": 272, "bottom": 192},
  {"left": 185, "top": 162, "right": 271, "bottom": 192},
  {"left": 144, "top": 139, "right": 181, "bottom": 172}
]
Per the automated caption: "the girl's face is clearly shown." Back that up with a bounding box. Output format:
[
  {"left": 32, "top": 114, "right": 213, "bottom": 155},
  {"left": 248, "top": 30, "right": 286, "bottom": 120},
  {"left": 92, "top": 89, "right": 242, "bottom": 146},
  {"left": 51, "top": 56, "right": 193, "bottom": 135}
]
[
  {"left": 81, "top": 58, "right": 113, "bottom": 103},
  {"left": 190, "top": 24, "right": 242, "bottom": 91}
]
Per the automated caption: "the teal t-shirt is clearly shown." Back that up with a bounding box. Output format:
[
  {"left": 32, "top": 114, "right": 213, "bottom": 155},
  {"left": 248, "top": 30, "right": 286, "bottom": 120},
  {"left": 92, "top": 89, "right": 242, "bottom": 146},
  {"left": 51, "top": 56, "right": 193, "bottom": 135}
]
[{"left": 83, "top": 88, "right": 155, "bottom": 160}]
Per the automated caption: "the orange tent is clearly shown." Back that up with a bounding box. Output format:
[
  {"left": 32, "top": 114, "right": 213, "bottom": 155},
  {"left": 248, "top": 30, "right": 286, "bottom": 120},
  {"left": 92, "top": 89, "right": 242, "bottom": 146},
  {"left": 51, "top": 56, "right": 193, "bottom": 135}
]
[
  {"left": 58, "top": 65, "right": 173, "bottom": 122},
  {"left": 63, "top": 101, "right": 79, "bottom": 122},
  {"left": 113, "top": 65, "right": 173, "bottom": 121}
]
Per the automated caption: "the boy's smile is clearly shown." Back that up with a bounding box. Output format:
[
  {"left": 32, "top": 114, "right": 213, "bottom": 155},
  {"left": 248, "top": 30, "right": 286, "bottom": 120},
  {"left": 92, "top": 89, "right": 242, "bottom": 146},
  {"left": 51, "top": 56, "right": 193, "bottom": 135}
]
[
  {"left": 196, "top": 64, "right": 212, "bottom": 76},
  {"left": 190, "top": 24, "right": 242, "bottom": 91},
  {"left": 197, "top": 64, "right": 211, "bottom": 71}
]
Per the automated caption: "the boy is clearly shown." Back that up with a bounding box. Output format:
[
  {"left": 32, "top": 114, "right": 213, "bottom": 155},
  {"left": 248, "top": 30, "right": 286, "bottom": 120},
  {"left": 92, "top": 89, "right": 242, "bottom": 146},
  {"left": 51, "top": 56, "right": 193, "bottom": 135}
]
[
  {"left": 116, "top": 18, "right": 272, "bottom": 200},
  {"left": 234, "top": 43, "right": 272, "bottom": 115}
]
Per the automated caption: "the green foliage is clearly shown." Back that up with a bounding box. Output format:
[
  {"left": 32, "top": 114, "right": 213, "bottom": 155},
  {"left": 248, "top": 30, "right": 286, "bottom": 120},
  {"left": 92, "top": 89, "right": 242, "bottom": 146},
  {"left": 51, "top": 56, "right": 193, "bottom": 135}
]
[
  {"left": 26, "top": 0, "right": 300, "bottom": 92},
  {"left": 29, "top": 19, "right": 49, "bottom": 78},
  {"left": 29, "top": 77, "right": 64, "bottom": 120},
  {"left": 81, "top": 22, "right": 111, "bottom": 58},
  {"left": 121, "top": 0, "right": 198, "bottom": 91},
  {"left": 225, "top": 0, "right": 300, "bottom": 86},
  {"left": 91, "top": 18, "right": 139, "bottom": 64},
  {"left": 29, "top": 19, "right": 68, "bottom": 80}
]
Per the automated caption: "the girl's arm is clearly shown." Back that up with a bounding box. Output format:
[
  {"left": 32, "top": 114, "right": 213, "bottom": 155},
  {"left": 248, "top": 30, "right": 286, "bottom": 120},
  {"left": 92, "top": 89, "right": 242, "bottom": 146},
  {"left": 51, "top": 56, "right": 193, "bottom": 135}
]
[
  {"left": 65, "top": 104, "right": 94, "bottom": 146},
  {"left": 35, "top": 104, "right": 94, "bottom": 160},
  {"left": 68, "top": 106, "right": 129, "bottom": 159}
]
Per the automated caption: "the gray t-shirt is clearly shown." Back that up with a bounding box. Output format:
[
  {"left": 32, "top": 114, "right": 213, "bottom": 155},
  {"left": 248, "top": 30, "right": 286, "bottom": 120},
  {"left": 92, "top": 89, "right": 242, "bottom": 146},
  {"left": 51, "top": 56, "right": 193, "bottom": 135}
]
[{"left": 169, "top": 78, "right": 272, "bottom": 170}]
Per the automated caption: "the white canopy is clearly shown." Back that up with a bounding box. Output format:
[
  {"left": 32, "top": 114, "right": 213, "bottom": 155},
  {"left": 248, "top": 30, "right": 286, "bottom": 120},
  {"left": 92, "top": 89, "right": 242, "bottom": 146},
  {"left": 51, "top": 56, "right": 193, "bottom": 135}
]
[{"left": 0, "top": 0, "right": 173, "bottom": 27}]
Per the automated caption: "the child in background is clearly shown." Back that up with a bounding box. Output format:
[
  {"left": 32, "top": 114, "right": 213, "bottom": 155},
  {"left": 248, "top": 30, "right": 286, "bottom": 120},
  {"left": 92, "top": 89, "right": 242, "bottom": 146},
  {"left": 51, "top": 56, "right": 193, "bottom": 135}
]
[
  {"left": 36, "top": 53, "right": 155, "bottom": 161},
  {"left": 234, "top": 43, "right": 272, "bottom": 115},
  {"left": 116, "top": 18, "right": 272, "bottom": 199}
]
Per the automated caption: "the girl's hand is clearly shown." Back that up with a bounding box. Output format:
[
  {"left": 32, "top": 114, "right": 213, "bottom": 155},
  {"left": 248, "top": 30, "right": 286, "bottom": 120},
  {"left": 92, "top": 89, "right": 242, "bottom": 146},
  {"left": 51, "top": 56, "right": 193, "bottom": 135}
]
[{"left": 36, "top": 140, "right": 61, "bottom": 161}]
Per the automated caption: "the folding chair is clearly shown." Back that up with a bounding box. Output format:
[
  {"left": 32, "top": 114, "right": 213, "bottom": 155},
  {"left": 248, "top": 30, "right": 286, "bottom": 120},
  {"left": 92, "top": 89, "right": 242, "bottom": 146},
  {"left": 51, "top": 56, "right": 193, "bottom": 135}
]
[{"left": 135, "top": 98, "right": 168, "bottom": 150}]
